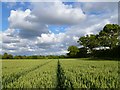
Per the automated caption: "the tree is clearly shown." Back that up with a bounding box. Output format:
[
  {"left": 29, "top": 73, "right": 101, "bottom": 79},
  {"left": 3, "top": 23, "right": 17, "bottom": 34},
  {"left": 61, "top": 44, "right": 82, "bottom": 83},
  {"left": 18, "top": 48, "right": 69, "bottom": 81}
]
[
  {"left": 2, "top": 53, "right": 8, "bottom": 59},
  {"left": 14, "top": 55, "right": 23, "bottom": 59},
  {"left": 76, "top": 47, "right": 88, "bottom": 58},
  {"left": 98, "top": 24, "right": 120, "bottom": 49},
  {"left": 67, "top": 46, "right": 79, "bottom": 57},
  {"left": 78, "top": 34, "right": 100, "bottom": 52},
  {"left": 0, "top": 54, "right": 2, "bottom": 59},
  {"left": 2, "top": 53, "right": 13, "bottom": 59},
  {"left": 8, "top": 54, "right": 13, "bottom": 59},
  {"left": 78, "top": 24, "right": 120, "bottom": 51}
]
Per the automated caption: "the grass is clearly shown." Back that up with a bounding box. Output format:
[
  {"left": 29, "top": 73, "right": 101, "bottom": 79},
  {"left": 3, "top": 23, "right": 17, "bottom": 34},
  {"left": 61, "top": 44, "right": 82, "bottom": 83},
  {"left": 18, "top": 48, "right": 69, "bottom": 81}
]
[{"left": 2, "top": 59, "right": 119, "bottom": 88}]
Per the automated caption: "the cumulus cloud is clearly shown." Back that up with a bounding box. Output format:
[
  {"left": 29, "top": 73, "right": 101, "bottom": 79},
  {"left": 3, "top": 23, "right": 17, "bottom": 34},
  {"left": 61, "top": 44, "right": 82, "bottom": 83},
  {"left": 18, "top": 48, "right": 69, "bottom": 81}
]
[
  {"left": 65, "top": 2, "right": 118, "bottom": 37},
  {"left": 8, "top": 1, "right": 86, "bottom": 39},
  {"left": 36, "top": 33, "right": 65, "bottom": 44},
  {"left": 29, "top": 2, "right": 86, "bottom": 25},
  {"left": 66, "top": 14, "right": 117, "bottom": 39},
  {"left": 2, "top": 2, "right": 118, "bottom": 55},
  {"left": 8, "top": 9, "right": 49, "bottom": 38}
]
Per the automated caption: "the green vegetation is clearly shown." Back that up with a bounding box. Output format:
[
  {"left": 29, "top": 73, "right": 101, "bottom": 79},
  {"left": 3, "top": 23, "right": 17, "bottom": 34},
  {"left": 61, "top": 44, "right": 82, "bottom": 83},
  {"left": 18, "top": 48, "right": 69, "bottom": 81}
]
[
  {"left": 1, "top": 53, "right": 66, "bottom": 59},
  {"left": 1, "top": 24, "right": 120, "bottom": 89},
  {"left": 60, "top": 60, "right": 118, "bottom": 88},
  {"left": 2, "top": 59, "right": 119, "bottom": 88},
  {"left": 68, "top": 24, "right": 120, "bottom": 58}
]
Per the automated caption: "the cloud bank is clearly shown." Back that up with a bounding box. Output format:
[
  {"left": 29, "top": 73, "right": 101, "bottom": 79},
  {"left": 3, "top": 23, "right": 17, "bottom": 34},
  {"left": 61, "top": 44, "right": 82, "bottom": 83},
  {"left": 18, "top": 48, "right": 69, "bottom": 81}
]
[{"left": 2, "top": 2, "right": 118, "bottom": 55}]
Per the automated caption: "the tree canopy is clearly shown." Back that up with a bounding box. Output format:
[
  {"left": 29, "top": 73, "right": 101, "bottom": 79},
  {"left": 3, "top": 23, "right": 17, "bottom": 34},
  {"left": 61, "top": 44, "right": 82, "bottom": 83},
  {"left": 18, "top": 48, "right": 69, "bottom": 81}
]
[
  {"left": 67, "top": 45, "right": 79, "bottom": 57},
  {"left": 98, "top": 24, "right": 120, "bottom": 49},
  {"left": 67, "top": 24, "right": 120, "bottom": 59},
  {"left": 78, "top": 34, "right": 100, "bottom": 51},
  {"left": 78, "top": 24, "right": 120, "bottom": 50}
]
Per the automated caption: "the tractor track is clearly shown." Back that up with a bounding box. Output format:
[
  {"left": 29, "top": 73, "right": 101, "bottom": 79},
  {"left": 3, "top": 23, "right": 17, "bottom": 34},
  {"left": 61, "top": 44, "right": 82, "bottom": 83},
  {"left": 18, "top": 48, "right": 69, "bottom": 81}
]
[{"left": 56, "top": 60, "right": 74, "bottom": 89}]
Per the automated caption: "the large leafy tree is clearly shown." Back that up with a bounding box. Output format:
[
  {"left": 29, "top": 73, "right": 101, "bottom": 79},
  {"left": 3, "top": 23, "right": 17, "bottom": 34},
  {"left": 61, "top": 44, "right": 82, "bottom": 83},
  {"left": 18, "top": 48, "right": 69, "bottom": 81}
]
[
  {"left": 98, "top": 24, "right": 120, "bottom": 49},
  {"left": 78, "top": 34, "right": 100, "bottom": 51},
  {"left": 78, "top": 24, "right": 120, "bottom": 51},
  {"left": 67, "top": 45, "right": 79, "bottom": 57}
]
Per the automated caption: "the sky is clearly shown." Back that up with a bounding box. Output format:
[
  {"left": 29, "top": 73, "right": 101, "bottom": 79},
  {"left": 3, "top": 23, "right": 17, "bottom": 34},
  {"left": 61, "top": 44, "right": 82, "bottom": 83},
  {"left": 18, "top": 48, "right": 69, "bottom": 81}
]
[{"left": 1, "top": 0, "right": 119, "bottom": 55}]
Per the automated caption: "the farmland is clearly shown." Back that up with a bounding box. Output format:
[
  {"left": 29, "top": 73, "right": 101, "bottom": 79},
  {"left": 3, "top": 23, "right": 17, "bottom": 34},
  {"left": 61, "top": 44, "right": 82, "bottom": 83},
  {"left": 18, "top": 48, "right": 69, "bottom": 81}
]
[{"left": 2, "top": 59, "right": 119, "bottom": 88}]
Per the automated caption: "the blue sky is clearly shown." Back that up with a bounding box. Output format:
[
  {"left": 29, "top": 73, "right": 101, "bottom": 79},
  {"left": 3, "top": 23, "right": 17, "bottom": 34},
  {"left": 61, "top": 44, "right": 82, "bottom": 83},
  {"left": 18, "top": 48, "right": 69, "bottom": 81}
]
[
  {"left": 2, "top": 2, "right": 72, "bottom": 34},
  {"left": 2, "top": 2, "right": 31, "bottom": 31},
  {"left": 48, "top": 25, "right": 69, "bottom": 34},
  {"left": 1, "top": 1, "right": 118, "bottom": 55}
]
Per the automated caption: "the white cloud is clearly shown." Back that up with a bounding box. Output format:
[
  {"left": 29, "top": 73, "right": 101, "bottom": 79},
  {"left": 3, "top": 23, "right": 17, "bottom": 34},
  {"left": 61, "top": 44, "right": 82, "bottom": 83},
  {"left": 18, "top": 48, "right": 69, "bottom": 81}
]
[
  {"left": 2, "top": 2, "right": 118, "bottom": 55},
  {"left": 8, "top": 9, "right": 49, "bottom": 38},
  {"left": 8, "top": 2, "right": 86, "bottom": 38},
  {"left": 8, "top": 9, "right": 31, "bottom": 28},
  {"left": 30, "top": 2, "right": 86, "bottom": 25},
  {"left": 36, "top": 33, "right": 65, "bottom": 44}
]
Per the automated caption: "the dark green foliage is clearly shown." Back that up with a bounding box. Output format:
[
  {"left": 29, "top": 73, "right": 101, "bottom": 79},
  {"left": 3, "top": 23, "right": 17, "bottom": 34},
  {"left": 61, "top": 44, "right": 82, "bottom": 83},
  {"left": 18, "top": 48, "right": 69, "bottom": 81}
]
[
  {"left": 109, "top": 45, "right": 120, "bottom": 58},
  {"left": 78, "top": 34, "right": 100, "bottom": 50},
  {"left": 67, "top": 46, "right": 79, "bottom": 58},
  {"left": 14, "top": 55, "right": 23, "bottom": 59},
  {"left": 0, "top": 54, "right": 2, "bottom": 59},
  {"left": 2, "top": 53, "right": 13, "bottom": 59},
  {"left": 67, "top": 47, "right": 88, "bottom": 58},
  {"left": 76, "top": 24, "right": 120, "bottom": 59},
  {"left": 92, "top": 49, "right": 111, "bottom": 58},
  {"left": 76, "top": 47, "right": 88, "bottom": 58},
  {"left": 2, "top": 53, "right": 66, "bottom": 59},
  {"left": 78, "top": 24, "right": 120, "bottom": 50},
  {"left": 99, "top": 24, "right": 120, "bottom": 49},
  {"left": 92, "top": 45, "right": 120, "bottom": 59}
]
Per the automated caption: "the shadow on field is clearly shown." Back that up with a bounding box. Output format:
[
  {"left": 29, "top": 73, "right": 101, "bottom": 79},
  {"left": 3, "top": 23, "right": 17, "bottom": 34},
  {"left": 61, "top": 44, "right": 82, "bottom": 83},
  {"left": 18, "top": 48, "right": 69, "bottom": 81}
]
[
  {"left": 56, "top": 60, "right": 74, "bottom": 89},
  {"left": 75, "top": 58, "right": 119, "bottom": 61}
]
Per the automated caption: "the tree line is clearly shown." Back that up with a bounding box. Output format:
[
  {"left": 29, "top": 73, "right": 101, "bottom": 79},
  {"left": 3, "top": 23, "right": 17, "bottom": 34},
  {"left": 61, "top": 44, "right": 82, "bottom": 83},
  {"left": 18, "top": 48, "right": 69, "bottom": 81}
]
[
  {"left": 0, "top": 53, "right": 66, "bottom": 59},
  {"left": 67, "top": 24, "right": 120, "bottom": 59},
  {"left": 1, "top": 24, "right": 120, "bottom": 59}
]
